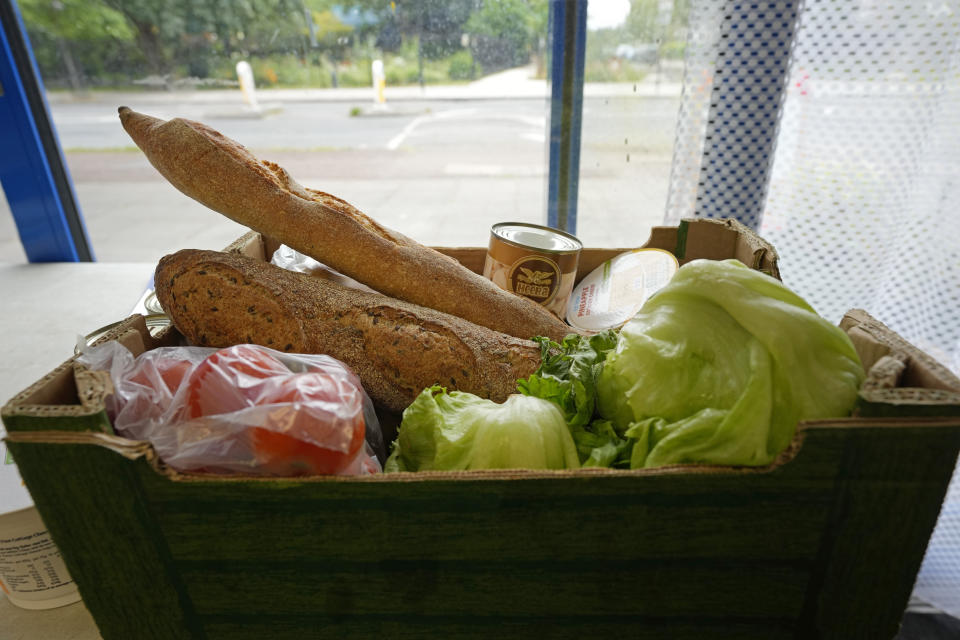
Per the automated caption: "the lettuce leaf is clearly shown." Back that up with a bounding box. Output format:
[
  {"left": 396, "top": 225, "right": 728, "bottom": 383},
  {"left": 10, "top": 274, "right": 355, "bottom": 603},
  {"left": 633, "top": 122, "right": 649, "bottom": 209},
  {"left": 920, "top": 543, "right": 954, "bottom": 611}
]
[
  {"left": 516, "top": 331, "right": 618, "bottom": 426},
  {"left": 516, "top": 331, "right": 625, "bottom": 466}
]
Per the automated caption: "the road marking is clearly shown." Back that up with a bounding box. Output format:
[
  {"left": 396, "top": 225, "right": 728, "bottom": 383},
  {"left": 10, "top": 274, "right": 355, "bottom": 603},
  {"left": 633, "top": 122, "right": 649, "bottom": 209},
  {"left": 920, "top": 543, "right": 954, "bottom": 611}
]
[
  {"left": 387, "top": 108, "right": 479, "bottom": 150},
  {"left": 387, "top": 108, "right": 544, "bottom": 150},
  {"left": 386, "top": 114, "right": 430, "bottom": 150}
]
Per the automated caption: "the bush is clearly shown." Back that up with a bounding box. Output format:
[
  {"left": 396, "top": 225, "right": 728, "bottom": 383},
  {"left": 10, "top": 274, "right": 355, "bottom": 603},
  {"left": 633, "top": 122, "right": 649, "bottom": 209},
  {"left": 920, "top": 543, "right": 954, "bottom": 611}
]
[
  {"left": 239, "top": 55, "right": 333, "bottom": 88},
  {"left": 338, "top": 63, "right": 372, "bottom": 87},
  {"left": 448, "top": 50, "right": 478, "bottom": 80},
  {"left": 584, "top": 59, "right": 647, "bottom": 83},
  {"left": 465, "top": 0, "right": 536, "bottom": 72},
  {"left": 384, "top": 56, "right": 448, "bottom": 86}
]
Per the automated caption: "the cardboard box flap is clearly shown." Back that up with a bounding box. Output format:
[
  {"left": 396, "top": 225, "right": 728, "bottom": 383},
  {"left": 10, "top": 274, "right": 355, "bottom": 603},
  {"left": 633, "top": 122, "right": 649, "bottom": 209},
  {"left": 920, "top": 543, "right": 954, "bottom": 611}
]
[
  {"left": 3, "top": 430, "right": 154, "bottom": 460},
  {"left": 223, "top": 230, "right": 268, "bottom": 261},
  {"left": 843, "top": 309, "right": 960, "bottom": 412},
  {"left": 1, "top": 316, "right": 173, "bottom": 429}
]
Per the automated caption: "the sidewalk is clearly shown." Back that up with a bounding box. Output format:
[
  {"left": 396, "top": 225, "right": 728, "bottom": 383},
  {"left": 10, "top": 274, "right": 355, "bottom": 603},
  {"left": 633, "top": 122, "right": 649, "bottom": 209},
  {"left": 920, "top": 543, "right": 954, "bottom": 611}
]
[{"left": 44, "top": 64, "right": 682, "bottom": 106}]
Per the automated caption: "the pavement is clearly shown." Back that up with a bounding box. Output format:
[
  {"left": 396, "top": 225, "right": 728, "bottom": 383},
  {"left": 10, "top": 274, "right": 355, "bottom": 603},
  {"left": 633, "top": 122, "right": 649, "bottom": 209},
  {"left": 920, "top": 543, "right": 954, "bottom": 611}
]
[{"left": 43, "top": 64, "right": 682, "bottom": 106}]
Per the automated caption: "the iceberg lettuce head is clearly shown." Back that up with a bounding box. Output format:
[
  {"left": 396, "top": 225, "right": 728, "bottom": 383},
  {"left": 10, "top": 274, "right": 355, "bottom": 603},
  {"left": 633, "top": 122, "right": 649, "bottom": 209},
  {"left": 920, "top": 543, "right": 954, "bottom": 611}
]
[
  {"left": 597, "top": 259, "right": 865, "bottom": 468},
  {"left": 386, "top": 386, "right": 580, "bottom": 472}
]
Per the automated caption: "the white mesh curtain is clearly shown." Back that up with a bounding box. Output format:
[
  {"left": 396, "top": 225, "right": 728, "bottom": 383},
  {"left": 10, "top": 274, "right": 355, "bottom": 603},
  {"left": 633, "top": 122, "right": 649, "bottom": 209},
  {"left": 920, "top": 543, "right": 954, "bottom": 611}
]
[{"left": 666, "top": 0, "right": 960, "bottom": 619}]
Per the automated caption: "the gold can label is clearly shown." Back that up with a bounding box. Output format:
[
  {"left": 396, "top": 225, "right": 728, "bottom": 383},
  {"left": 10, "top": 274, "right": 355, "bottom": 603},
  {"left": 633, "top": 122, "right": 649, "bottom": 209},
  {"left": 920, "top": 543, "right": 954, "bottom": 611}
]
[
  {"left": 482, "top": 223, "right": 582, "bottom": 318},
  {"left": 510, "top": 256, "right": 561, "bottom": 305}
]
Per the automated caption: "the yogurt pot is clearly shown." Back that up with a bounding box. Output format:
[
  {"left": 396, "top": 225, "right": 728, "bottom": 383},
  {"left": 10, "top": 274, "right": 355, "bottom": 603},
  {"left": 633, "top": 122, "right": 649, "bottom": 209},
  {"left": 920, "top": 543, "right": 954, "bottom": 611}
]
[
  {"left": 0, "top": 437, "right": 81, "bottom": 610},
  {"left": 482, "top": 222, "right": 583, "bottom": 318},
  {"left": 566, "top": 248, "right": 679, "bottom": 333}
]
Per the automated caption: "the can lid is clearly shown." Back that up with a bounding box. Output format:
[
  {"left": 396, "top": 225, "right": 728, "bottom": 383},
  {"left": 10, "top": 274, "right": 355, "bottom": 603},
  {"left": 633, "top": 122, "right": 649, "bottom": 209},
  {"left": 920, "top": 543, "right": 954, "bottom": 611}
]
[
  {"left": 566, "top": 248, "right": 679, "bottom": 332},
  {"left": 75, "top": 314, "right": 171, "bottom": 355},
  {"left": 492, "top": 222, "right": 582, "bottom": 253}
]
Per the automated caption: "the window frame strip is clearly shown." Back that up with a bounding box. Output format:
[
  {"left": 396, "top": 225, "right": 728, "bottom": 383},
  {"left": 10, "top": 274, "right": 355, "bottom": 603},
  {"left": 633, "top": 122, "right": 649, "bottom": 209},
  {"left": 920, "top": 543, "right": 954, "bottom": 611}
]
[
  {"left": 0, "top": 0, "right": 93, "bottom": 262},
  {"left": 546, "top": 0, "right": 588, "bottom": 235}
]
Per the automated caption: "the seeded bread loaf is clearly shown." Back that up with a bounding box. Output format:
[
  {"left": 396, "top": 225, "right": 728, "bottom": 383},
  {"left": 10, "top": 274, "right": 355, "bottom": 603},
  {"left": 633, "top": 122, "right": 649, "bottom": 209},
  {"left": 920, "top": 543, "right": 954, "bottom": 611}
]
[
  {"left": 120, "top": 107, "right": 572, "bottom": 342},
  {"left": 155, "top": 249, "right": 542, "bottom": 412}
]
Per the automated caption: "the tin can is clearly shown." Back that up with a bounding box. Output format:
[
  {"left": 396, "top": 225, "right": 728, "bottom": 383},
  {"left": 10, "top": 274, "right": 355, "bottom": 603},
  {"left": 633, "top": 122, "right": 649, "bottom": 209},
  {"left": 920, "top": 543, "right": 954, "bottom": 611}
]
[{"left": 482, "top": 222, "right": 583, "bottom": 318}]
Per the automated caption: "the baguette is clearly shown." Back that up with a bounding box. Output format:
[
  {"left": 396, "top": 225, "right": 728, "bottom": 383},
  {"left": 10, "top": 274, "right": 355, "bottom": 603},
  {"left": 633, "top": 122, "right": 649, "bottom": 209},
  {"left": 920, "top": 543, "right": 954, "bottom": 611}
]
[
  {"left": 155, "top": 249, "right": 542, "bottom": 413},
  {"left": 120, "top": 107, "right": 573, "bottom": 343}
]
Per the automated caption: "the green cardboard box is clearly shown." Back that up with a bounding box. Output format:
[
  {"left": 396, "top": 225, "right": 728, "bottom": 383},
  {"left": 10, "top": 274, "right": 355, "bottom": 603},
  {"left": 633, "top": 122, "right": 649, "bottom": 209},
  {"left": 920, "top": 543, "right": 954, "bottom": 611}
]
[{"left": 3, "top": 219, "right": 959, "bottom": 639}]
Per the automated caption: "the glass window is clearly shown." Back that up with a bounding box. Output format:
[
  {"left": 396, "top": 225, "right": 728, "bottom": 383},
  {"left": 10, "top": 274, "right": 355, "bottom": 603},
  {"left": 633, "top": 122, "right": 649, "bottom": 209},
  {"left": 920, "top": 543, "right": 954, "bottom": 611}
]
[
  {"left": 0, "top": 187, "right": 25, "bottom": 262},
  {"left": 578, "top": 0, "right": 685, "bottom": 248},
  {"left": 3, "top": 0, "right": 684, "bottom": 262}
]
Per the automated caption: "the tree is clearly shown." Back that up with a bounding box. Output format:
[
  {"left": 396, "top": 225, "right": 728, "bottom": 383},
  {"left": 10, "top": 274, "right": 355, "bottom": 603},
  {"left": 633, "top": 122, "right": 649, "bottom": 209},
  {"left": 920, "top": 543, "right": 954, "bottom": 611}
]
[
  {"left": 465, "top": 0, "right": 545, "bottom": 72},
  {"left": 19, "top": 0, "right": 134, "bottom": 90},
  {"left": 96, "top": 0, "right": 182, "bottom": 77},
  {"left": 625, "top": 0, "right": 690, "bottom": 50},
  {"left": 93, "top": 0, "right": 307, "bottom": 82},
  {"left": 395, "top": 0, "right": 473, "bottom": 86},
  {"left": 343, "top": 0, "right": 474, "bottom": 86},
  {"left": 309, "top": 8, "right": 353, "bottom": 86}
]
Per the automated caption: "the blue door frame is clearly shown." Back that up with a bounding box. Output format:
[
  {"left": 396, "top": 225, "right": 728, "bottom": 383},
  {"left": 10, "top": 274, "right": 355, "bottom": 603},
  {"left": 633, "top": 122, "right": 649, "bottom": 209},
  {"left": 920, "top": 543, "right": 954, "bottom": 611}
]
[{"left": 0, "top": 0, "right": 93, "bottom": 262}]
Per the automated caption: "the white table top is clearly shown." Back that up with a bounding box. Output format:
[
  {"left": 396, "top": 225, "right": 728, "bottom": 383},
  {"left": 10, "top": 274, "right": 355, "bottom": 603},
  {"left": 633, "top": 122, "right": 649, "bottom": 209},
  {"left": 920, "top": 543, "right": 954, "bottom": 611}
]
[{"left": 1, "top": 261, "right": 155, "bottom": 640}]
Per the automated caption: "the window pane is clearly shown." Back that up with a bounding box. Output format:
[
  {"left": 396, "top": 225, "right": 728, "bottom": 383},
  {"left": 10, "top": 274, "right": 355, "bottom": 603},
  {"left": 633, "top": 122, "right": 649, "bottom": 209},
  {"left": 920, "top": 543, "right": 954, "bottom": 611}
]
[
  {"left": 0, "top": 186, "right": 26, "bottom": 262},
  {"left": 6, "top": 0, "right": 553, "bottom": 263},
  {"left": 577, "top": 0, "right": 684, "bottom": 247}
]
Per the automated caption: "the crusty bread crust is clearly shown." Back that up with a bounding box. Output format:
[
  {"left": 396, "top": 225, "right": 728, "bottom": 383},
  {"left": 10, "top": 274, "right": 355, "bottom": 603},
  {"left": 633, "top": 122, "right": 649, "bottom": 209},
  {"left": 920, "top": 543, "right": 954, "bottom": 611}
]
[
  {"left": 120, "top": 107, "right": 573, "bottom": 342},
  {"left": 155, "top": 249, "right": 542, "bottom": 412}
]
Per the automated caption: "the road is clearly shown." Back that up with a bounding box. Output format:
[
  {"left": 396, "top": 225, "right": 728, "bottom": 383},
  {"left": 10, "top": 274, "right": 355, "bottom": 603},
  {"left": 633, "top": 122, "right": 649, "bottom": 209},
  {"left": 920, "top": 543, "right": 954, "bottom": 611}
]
[{"left": 0, "top": 91, "right": 680, "bottom": 264}]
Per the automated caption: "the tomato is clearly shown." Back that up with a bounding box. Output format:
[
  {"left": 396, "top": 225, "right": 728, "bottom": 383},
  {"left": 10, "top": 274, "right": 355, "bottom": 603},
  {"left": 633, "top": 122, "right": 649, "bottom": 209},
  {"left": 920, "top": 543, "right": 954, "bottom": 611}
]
[
  {"left": 183, "top": 344, "right": 290, "bottom": 418},
  {"left": 128, "top": 357, "right": 192, "bottom": 395},
  {"left": 250, "top": 371, "right": 366, "bottom": 475},
  {"left": 184, "top": 345, "right": 367, "bottom": 476}
]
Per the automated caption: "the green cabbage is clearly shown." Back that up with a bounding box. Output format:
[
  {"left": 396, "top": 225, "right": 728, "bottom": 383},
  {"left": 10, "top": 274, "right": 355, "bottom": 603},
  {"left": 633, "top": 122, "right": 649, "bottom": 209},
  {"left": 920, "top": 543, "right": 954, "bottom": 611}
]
[
  {"left": 385, "top": 386, "right": 580, "bottom": 472},
  {"left": 597, "top": 258, "right": 865, "bottom": 468}
]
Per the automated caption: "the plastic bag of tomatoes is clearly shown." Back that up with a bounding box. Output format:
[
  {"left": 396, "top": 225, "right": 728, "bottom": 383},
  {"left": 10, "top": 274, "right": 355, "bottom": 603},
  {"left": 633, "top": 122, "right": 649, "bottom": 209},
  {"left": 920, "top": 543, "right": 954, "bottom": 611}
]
[{"left": 77, "top": 342, "right": 384, "bottom": 476}]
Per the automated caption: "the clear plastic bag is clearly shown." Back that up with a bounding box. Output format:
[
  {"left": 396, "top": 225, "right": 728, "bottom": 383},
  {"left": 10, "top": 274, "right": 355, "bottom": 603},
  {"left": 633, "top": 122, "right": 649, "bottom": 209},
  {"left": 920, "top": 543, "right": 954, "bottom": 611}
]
[
  {"left": 77, "top": 342, "right": 384, "bottom": 476},
  {"left": 270, "top": 244, "right": 377, "bottom": 293}
]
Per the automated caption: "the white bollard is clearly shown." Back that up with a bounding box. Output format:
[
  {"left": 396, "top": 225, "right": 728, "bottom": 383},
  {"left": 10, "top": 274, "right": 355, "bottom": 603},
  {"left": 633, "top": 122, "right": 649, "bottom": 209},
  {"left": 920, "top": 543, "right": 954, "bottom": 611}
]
[
  {"left": 372, "top": 59, "right": 386, "bottom": 105},
  {"left": 236, "top": 61, "right": 260, "bottom": 111}
]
